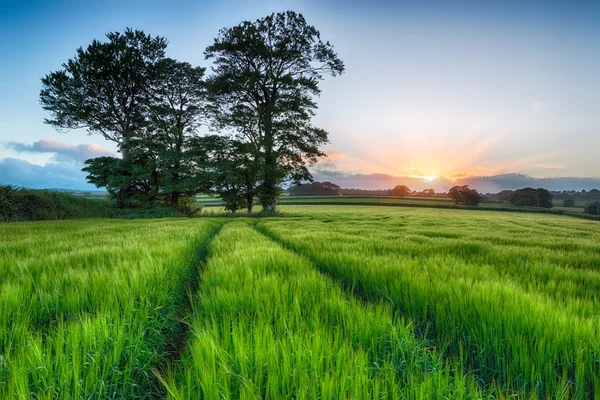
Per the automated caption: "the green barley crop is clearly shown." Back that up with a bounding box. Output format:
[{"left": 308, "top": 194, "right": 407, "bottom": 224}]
[
  {"left": 162, "top": 221, "right": 491, "bottom": 399},
  {"left": 1, "top": 205, "right": 599, "bottom": 399},
  {"left": 261, "top": 205, "right": 600, "bottom": 398},
  {"left": 0, "top": 218, "right": 222, "bottom": 399}
]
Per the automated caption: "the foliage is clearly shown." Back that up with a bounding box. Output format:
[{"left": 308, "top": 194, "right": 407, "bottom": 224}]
[
  {"left": 149, "top": 58, "right": 207, "bottom": 205},
  {"left": 0, "top": 185, "right": 112, "bottom": 221},
  {"left": 562, "top": 198, "right": 575, "bottom": 207},
  {"left": 391, "top": 184, "right": 411, "bottom": 197},
  {"left": 195, "top": 135, "right": 260, "bottom": 213},
  {"left": 509, "top": 187, "right": 553, "bottom": 208},
  {"left": 205, "top": 11, "right": 344, "bottom": 211},
  {"left": 448, "top": 185, "right": 484, "bottom": 206},
  {"left": 584, "top": 201, "right": 600, "bottom": 215},
  {"left": 288, "top": 181, "right": 340, "bottom": 196},
  {"left": 40, "top": 28, "right": 167, "bottom": 159}
]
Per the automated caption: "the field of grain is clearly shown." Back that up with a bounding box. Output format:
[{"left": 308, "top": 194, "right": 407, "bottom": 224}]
[{"left": 1, "top": 206, "right": 599, "bottom": 399}]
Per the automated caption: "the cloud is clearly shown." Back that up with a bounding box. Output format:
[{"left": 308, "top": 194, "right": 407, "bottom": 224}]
[
  {"left": 534, "top": 163, "right": 568, "bottom": 170},
  {"left": 310, "top": 170, "right": 600, "bottom": 192},
  {"left": 6, "top": 139, "right": 114, "bottom": 163},
  {"left": 0, "top": 158, "right": 97, "bottom": 190}
]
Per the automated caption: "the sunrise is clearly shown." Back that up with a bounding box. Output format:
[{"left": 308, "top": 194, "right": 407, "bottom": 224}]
[{"left": 1, "top": 1, "right": 599, "bottom": 398}]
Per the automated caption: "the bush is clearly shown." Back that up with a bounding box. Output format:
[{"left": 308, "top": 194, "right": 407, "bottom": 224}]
[
  {"left": 0, "top": 185, "right": 193, "bottom": 222},
  {"left": 176, "top": 196, "right": 203, "bottom": 217},
  {"left": 0, "top": 185, "right": 114, "bottom": 222}
]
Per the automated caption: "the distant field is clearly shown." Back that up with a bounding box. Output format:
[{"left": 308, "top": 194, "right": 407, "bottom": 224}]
[
  {"left": 1, "top": 206, "right": 599, "bottom": 398},
  {"left": 198, "top": 194, "right": 506, "bottom": 207}
]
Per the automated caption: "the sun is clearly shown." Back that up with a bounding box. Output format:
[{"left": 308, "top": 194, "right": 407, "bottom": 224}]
[{"left": 422, "top": 175, "right": 438, "bottom": 182}]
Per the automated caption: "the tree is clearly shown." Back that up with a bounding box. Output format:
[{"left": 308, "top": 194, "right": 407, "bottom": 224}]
[
  {"left": 448, "top": 185, "right": 484, "bottom": 206},
  {"left": 422, "top": 189, "right": 435, "bottom": 197},
  {"left": 149, "top": 58, "right": 207, "bottom": 205},
  {"left": 391, "top": 185, "right": 411, "bottom": 198},
  {"left": 509, "top": 188, "right": 553, "bottom": 208},
  {"left": 205, "top": 11, "right": 345, "bottom": 212},
  {"left": 584, "top": 201, "right": 600, "bottom": 215},
  {"left": 288, "top": 181, "right": 340, "bottom": 196},
  {"left": 562, "top": 199, "right": 575, "bottom": 207},
  {"left": 40, "top": 28, "right": 167, "bottom": 159},
  {"left": 536, "top": 188, "right": 554, "bottom": 208},
  {"left": 83, "top": 147, "right": 160, "bottom": 208}
]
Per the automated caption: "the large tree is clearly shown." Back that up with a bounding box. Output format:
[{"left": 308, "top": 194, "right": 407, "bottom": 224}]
[
  {"left": 40, "top": 28, "right": 167, "bottom": 159},
  {"left": 149, "top": 58, "right": 207, "bottom": 205},
  {"left": 205, "top": 11, "right": 344, "bottom": 211}
]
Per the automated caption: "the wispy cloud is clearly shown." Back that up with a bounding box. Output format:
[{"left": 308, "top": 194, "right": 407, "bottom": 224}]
[
  {"left": 6, "top": 139, "right": 114, "bottom": 163},
  {"left": 534, "top": 162, "right": 568, "bottom": 170}
]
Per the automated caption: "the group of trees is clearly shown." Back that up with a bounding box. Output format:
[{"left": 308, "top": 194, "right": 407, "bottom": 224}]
[
  {"left": 447, "top": 185, "right": 484, "bottom": 206},
  {"left": 584, "top": 202, "right": 600, "bottom": 215},
  {"left": 288, "top": 183, "right": 413, "bottom": 197},
  {"left": 288, "top": 181, "right": 341, "bottom": 196},
  {"left": 507, "top": 187, "right": 553, "bottom": 208},
  {"left": 40, "top": 12, "right": 344, "bottom": 213},
  {"left": 551, "top": 189, "right": 600, "bottom": 201}
]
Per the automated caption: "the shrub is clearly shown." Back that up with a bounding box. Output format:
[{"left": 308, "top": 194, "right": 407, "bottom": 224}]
[{"left": 0, "top": 185, "right": 114, "bottom": 222}]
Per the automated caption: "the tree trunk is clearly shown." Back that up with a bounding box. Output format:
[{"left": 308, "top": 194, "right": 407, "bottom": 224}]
[
  {"left": 121, "top": 135, "right": 130, "bottom": 160},
  {"left": 262, "top": 200, "right": 276, "bottom": 212},
  {"left": 246, "top": 192, "right": 253, "bottom": 214},
  {"left": 260, "top": 128, "right": 278, "bottom": 212},
  {"left": 171, "top": 191, "right": 181, "bottom": 206}
]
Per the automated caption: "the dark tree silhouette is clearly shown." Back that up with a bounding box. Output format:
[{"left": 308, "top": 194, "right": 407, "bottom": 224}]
[
  {"left": 288, "top": 181, "right": 340, "bottom": 196},
  {"left": 509, "top": 188, "right": 553, "bottom": 208},
  {"left": 448, "top": 185, "right": 484, "bottom": 206},
  {"left": 391, "top": 185, "right": 411, "bottom": 198}
]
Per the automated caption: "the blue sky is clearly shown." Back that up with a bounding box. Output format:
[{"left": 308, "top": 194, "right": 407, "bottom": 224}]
[{"left": 0, "top": 0, "right": 599, "bottom": 190}]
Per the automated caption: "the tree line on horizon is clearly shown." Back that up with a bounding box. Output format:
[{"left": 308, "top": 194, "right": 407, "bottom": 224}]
[
  {"left": 288, "top": 181, "right": 600, "bottom": 214},
  {"left": 39, "top": 12, "right": 344, "bottom": 213}
]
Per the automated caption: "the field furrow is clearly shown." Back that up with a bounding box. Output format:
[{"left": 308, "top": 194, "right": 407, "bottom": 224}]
[
  {"left": 0, "top": 219, "right": 222, "bottom": 399},
  {"left": 262, "top": 206, "right": 600, "bottom": 398},
  {"left": 162, "top": 221, "right": 493, "bottom": 399}
]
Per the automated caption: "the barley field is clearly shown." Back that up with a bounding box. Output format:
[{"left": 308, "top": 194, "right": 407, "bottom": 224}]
[{"left": 1, "top": 206, "right": 599, "bottom": 399}]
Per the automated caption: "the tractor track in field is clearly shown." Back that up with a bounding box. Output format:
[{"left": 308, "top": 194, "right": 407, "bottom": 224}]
[
  {"left": 250, "top": 221, "right": 499, "bottom": 396},
  {"left": 153, "top": 220, "right": 229, "bottom": 399}
]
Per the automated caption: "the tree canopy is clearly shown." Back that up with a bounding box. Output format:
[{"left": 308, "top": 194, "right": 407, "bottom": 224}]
[
  {"left": 509, "top": 188, "right": 553, "bottom": 208},
  {"left": 448, "top": 185, "right": 484, "bottom": 206},
  {"left": 40, "top": 29, "right": 168, "bottom": 159},
  {"left": 288, "top": 181, "right": 341, "bottom": 196},
  {"left": 204, "top": 11, "right": 345, "bottom": 211}
]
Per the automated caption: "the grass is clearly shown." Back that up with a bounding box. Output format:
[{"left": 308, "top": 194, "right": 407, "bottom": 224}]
[
  {"left": 261, "top": 206, "right": 600, "bottom": 397},
  {"left": 1, "top": 205, "right": 599, "bottom": 398},
  {"left": 161, "top": 222, "right": 490, "bottom": 399},
  {"left": 0, "top": 218, "right": 222, "bottom": 399}
]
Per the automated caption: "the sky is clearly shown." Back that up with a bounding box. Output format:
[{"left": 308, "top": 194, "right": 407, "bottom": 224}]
[{"left": 0, "top": 0, "right": 599, "bottom": 191}]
